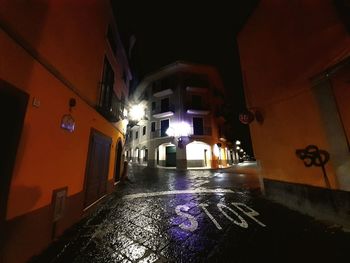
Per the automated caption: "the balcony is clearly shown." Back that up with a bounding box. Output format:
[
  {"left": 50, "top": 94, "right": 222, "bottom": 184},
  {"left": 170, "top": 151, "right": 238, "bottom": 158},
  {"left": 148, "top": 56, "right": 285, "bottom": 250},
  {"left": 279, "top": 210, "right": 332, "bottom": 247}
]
[
  {"left": 149, "top": 125, "right": 212, "bottom": 139},
  {"left": 150, "top": 129, "right": 169, "bottom": 139},
  {"left": 152, "top": 104, "right": 175, "bottom": 119},
  {"left": 153, "top": 88, "right": 173, "bottom": 98},
  {"left": 186, "top": 104, "right": 210, "bottom": 115},
  {"left": 97, "top": 84, "right": 124, "bottom": 122},
  {"left": 191, "top": 126, "right": 212, "bottom": 136},
  {"left": 186, "top": 86, "right": 208, "bottom": 93}
]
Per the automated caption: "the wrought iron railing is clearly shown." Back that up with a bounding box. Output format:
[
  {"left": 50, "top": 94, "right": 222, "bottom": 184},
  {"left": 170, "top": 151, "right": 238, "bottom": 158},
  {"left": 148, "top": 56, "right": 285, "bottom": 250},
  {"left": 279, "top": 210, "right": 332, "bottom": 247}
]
[
  {"left": 151, "top": 104, "right": 175, "bottom": 115},
  {"left": 97, "top": 83, "right": 125, "bottom": 122}
]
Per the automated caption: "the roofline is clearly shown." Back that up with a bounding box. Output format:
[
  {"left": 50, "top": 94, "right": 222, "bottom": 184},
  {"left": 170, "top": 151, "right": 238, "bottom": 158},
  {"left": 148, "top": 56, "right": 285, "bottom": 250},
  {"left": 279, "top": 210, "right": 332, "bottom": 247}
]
[{"left": 133, "top": 61, "right": 225, "bottom": 100}]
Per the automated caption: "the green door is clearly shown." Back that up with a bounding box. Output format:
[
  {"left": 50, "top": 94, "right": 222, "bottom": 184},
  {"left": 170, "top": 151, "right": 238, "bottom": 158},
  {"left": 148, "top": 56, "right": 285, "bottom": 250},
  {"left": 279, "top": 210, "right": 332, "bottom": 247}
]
[{"left": 166, "top": 146, "right": 176, "bottom": 167}]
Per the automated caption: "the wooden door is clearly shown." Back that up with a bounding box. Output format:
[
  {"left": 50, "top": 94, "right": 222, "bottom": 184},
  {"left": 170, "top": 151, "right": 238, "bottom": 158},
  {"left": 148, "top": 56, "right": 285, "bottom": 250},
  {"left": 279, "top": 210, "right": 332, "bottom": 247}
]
[{"left": 84, "top": 130, "right": 111, "bottom": 208}]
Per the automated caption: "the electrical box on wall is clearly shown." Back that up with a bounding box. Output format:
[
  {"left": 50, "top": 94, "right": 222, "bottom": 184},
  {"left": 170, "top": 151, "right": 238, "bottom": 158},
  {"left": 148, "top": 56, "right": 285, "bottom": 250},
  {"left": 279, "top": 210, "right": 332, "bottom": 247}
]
[{"left": 52, "top": 187, "right": 68, "bottom": 222}]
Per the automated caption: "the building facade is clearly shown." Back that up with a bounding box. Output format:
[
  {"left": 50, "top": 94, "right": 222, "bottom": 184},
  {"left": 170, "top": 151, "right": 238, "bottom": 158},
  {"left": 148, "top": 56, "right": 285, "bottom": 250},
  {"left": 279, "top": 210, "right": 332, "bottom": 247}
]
[
  {"left": 126, "top": 62, "right": 234, "bottom": 170},
  {"left": 237, "top": 0, "right": 350, "bottom": 224},
  {"left": 0, "top": 1, "right": 130, "bottom": 262}
]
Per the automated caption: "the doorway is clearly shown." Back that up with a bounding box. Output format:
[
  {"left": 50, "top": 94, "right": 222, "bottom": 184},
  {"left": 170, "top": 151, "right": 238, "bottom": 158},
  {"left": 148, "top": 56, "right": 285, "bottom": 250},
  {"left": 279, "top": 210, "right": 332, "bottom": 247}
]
[
  {"left": 84, "top": 130, "right": 111, "bottom": 208},
  {"left": 0, "top": 81, "right": 29, "bottom": 225},
  {"left": 166, "top": 146, "right": 176, "bottom": 167},
  {"left": 114, "top": 140, "right": 123, "bottom": 183}
]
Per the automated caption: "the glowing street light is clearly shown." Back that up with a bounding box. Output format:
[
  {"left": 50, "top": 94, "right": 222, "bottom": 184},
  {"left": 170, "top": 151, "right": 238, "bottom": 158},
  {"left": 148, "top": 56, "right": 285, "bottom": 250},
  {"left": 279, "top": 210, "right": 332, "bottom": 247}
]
[
  {"left": 166, "top": 122, "right": 191, "bottom": 137},
  {"left": 235, "top": 140, "right": 241, "bottom": 145},
  {"left": 129, "top": 104, "right": 145, "bottom": 121}
]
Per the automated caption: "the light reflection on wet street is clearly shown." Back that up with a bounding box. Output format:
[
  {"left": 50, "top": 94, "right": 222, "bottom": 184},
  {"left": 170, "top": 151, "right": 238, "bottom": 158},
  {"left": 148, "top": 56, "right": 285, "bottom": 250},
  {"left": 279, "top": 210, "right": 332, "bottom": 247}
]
[{"left": 30, "top": 164, "right": 350, "bottom": 263}]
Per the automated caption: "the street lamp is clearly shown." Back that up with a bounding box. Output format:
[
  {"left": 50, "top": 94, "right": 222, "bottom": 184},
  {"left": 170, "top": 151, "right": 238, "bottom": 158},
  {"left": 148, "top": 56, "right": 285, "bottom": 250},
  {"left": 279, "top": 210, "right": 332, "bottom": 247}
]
[
  {"left": 129, "top": 104, "right": 145, "bottom": 121},
  {"left": 233, "top": 140, "right": 242, "bottom": 164},
  {"left": 166, "top": 122, "right": 191, "bottom": 148}
]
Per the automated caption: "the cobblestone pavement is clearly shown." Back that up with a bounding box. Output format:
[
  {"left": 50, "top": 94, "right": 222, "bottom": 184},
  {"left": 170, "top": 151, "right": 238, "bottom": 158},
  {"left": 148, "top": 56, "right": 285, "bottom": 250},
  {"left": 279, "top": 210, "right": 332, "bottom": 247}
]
[{"left": 30, "top": 164, "right": 350, "bottom": 263}]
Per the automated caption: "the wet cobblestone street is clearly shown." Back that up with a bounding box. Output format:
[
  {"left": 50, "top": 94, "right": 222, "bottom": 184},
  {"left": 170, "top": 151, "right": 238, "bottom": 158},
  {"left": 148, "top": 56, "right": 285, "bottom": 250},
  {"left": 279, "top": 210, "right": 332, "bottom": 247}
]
[{"left": 30, "top": 164, "right": 350, "bottom": 263}]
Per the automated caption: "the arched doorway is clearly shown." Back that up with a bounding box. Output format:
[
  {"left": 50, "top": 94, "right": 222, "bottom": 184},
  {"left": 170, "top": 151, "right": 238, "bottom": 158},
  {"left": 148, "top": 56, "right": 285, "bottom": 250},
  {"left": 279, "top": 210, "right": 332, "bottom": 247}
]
[
  {"left": 114, "top": 140, "right": 123, "bottom": 182},
  {"left": 141, "top": 146, "right": 148, "bottom": 164},
  {"left": 156, "top": 143, "right": 176, "bottom": 167},
  {"left": 135, "top": 147, "right": 140, "bottom": 163}
]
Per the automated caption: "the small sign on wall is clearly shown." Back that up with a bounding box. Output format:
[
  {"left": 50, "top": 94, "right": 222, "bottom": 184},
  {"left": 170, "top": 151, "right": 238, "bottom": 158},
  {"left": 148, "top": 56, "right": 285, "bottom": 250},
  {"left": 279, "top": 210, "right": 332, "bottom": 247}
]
[{"left": 61, "top": 114, "right": 75, "bottom": 132}]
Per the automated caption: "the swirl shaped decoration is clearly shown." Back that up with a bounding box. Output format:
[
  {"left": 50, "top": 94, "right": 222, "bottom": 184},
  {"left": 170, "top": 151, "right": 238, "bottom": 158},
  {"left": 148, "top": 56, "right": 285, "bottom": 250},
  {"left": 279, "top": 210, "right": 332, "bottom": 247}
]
[{"left": 295, "top": 145, "right": 331, "bottom": 188}]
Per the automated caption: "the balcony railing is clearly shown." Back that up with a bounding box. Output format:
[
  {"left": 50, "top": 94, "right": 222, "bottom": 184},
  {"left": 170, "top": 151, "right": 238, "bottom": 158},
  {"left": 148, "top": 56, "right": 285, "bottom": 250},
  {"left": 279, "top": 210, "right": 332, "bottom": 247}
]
[
  {"left": 97, "top": 83, "right": 124, "bottom": 122},
  {"left": 150, "top": 129, "right": 169, "bottom": 139},
  {"left": 152, "top": 104, "right": 175, "bottom": 118},
  {"left": 186, "top": 103, "right": 209, "bottom": 111},
  {"left": 152, "top": 104, "right": 175, "bottom": 114},
  {"left": 191, "top": 126, "right": 212, "bottom": 136},
  {"left": 149, "top": 126, "right": 212, "bottom": 139},
  {"left": 186, "top": 103, "right": 210, "bottom": 115}
]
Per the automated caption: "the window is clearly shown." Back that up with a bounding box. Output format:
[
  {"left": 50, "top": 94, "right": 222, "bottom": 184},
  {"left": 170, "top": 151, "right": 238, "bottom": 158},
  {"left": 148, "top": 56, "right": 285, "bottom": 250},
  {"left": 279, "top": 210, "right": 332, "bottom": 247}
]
[
  {"left": 192, "top": 95, "right": 202, "bottom": 108},
  {"left": 143, "top": 126, "right": 146, "bottom": 135},
  {"left": 193, "top": 117, "right": 204, "bottom": 135},
  {"left": 161, "top": 98, "right": 169, "bottom": 112},
  {"left": 120, "top": 94, "right": 125, "bottom": 118},
  {"left": 136, "top": 131, "right": 139, "bottom": 139},
  {"left": 184, "top": 73, "right": 208, "bottom": 87},
  {"left": 152, "top": 101, "right": 156, "bottom": 111},
  {"left": 151, "top": 122, "right": 156, "bottom": 132},
  {"left": 161, "top": 119, "right": 169, "bottom": 137},
  {"left": 98, "top": 58, "right": 119, "bottom": 121},
  {"left": 152, "top": 80, "right": 161, "bottom": 94},
  {"left": 107, "top": 25, "right": 117, "bottom": 55},
  {"left": 142, "top": 91, "right": 149, "bottom": 100}
]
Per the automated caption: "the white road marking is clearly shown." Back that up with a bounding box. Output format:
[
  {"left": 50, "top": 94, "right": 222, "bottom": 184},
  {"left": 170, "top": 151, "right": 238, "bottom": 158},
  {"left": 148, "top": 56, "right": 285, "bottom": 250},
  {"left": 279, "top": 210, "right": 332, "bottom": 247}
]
[
  {"left": 232, "top": 202, "right": 266, "bottom": 227},
  {"left": 199, "top": 203, "right": 223, "bottom": 230},
  {"left": 175, "top": 205, "right": 198, "bottom": 232},
  {"left": 217, "top": 203, "right": 248, "bottom": 228},
  {"left": 193, "top": 179, "right": 210, "bottom": 188},
  {"left": 123, "top": 188, "right": 235, "bottom": 200}
]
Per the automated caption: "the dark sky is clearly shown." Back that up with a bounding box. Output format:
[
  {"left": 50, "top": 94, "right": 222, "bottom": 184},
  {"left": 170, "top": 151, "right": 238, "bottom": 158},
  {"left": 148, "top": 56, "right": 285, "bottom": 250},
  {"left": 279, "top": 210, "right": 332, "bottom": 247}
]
[{"left": 113, "top": 1, "right": 258, "bottom": 156}]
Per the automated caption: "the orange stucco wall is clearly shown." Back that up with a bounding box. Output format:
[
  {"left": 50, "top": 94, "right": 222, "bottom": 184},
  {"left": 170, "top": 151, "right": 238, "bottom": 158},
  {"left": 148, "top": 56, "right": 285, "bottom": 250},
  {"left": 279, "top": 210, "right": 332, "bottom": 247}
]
[
  {"left": 0, "top": 0, "right": 129, "bottom": 104},
  {"left": 238, "top": 0, "right": 350, "bottom": 188},
  {"left": 0, "top": 0, "right": 128, "bottom": 220}
]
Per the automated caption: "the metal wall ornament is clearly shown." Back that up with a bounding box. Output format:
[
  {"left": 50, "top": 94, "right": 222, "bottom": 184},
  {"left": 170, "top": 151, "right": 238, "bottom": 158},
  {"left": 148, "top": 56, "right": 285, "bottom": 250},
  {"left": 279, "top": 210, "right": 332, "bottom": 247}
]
[
  {"left": 60, "top": 98, "right": 76, "bottom": 132},
  {"left": 61, "top": 114, "right": 75, "bottom": 132},
  {"left": 295, "top": 145, "right": 331, "bottom": 188}
]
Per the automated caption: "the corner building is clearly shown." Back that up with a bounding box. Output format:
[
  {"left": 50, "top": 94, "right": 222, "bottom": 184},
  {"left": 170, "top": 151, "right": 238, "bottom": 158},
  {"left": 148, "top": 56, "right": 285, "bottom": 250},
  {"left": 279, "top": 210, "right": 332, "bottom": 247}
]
[{"left": 126, "top": 62, "right": 233, "bottom": 170}]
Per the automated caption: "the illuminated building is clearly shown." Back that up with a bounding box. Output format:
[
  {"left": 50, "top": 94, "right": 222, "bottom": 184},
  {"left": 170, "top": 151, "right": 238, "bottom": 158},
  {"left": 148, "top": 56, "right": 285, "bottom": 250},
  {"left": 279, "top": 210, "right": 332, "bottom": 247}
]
[
  {"left": 0, "top": 1, "right": 130, "bottom": 262},
  {"left": 126, "top": 61, "right": 233, "bottom": 169}
]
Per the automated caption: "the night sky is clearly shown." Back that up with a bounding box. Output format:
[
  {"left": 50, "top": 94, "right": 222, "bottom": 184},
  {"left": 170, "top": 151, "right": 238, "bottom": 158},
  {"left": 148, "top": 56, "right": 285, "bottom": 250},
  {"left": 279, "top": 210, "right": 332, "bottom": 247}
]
[{"left": 113, "top": 1, "right": 258, "bottom": 156}]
